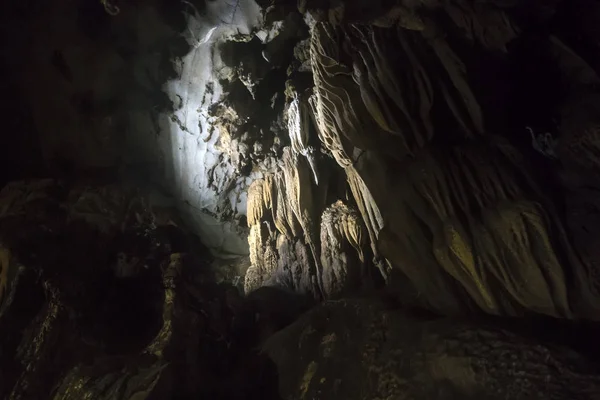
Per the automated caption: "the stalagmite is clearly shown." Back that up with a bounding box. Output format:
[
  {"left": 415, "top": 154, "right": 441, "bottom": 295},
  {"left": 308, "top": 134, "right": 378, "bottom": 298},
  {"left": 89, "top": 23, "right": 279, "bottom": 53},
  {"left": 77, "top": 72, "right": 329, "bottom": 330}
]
[{"left": 319, "top": 200, "right": 368, "bottom": 297}]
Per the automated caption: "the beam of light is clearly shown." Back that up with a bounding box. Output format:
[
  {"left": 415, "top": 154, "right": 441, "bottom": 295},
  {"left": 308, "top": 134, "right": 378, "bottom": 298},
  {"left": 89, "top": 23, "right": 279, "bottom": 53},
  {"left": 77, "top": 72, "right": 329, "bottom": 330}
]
[{"left": 157, "top": 0, "right": 263, "bottom": 258}]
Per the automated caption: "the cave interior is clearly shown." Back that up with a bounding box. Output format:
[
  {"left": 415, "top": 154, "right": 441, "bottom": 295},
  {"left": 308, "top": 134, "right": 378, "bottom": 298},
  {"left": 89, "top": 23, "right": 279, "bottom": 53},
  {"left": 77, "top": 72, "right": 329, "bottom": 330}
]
[{"left": 3, "top": 0, "right": 600, "bottom": 399}]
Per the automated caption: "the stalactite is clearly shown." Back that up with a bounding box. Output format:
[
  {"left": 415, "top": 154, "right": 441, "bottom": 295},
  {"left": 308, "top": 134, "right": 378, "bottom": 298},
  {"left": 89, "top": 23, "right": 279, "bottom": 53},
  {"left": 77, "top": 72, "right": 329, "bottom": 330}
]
[
  {"left": 287, "top": 92, "right": 319, "bottom": 185},
  {"left": 346, "top": 167, "right": 389, "bottom": 280},
  {"left": 274, "top": 171, "right": 301, "bottom": 240},
  {"left": 307, "top": 15, "right": 600, "bottom": 317},
  {"left": 247, "top": 179, "right": 266, "bottom": 227},
  {"left": 281, "top": 148, "right": 323, "bottom": 296}
]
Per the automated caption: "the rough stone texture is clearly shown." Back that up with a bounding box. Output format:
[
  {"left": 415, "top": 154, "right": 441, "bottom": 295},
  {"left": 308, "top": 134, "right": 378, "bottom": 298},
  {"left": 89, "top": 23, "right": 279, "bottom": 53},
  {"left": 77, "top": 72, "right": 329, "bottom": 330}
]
[
  {"left": 6, "top": 0, "right": 600, "bottom": 318},
  {"left": 242, "top": 0, "right": 600, "bottom": 322},
  {"left": 318, "top": 201, "right": 368, "bottom": 298},
  {"left": 2, "top": 173, "right": 600, "bottom": 400},
  {"left": 0, "top": 0, "right": 268, "bottom": 258},
  {"left": 265, "top": 298, "right": 600, "bottom": 400},
  {"left": 4, "top": 0, "right": 600, "bottom": 398},
  {"left": 0, "top": 179, "right": 287, "bottom": 399}
]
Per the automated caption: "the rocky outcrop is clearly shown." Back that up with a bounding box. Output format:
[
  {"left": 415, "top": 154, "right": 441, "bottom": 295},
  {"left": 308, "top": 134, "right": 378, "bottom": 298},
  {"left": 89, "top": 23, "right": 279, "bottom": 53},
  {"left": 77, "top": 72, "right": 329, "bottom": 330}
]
[
  {"left": 0, "top": 179, "right": 287, "bottom": 399},
  {"left": 240, "top": 0, "right": 600, "bottom": 322},
  {"left": 2, "top": 176, "right": 599, "bottom": 399},
  {"left": 319, "top": 201, "right": 368, "bottom": 297},
  {"left": 265, "top": 298, "right": 600, "bottom": 400},
  {"left": 4, "top": 0, "right": 600, "bottom": 322}
]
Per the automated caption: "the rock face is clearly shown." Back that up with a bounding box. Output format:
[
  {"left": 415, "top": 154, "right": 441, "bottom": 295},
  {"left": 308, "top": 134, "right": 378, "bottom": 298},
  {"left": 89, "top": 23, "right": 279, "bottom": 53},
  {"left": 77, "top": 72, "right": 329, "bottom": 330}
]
[
  {"left": 0, "top": 0, "right": 265, "bottom": 258},
  {"left": 241, "top": 0, "right": 600, "bottom": 321},
  {"left": 4, "top": 0, "right": 600, "bottom": 399},
  {"left": 2, "top": 179, "right": 600, "bottom": 399},
  {"left": 4, "top": 0, "right": 600, "bottom": 315},
  {"left": 0, "top": 179, "right": 287, "bottom": 399},
  {"left": 265, "top": 299, "right": 600, "bottom": 400}
]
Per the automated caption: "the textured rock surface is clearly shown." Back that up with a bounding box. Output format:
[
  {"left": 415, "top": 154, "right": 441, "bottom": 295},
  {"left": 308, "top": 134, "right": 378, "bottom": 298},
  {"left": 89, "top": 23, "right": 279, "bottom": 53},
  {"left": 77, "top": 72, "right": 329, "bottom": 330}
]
[
  {"left": 0, "top": 179, "right": 289, "bottom": 399},
  {"left": 4, "top": 0, "right": 600, "bottom": 398},
  {"left": 241, "top": 0, "right": 600, "bottom": 322},
  {"left": 5, "top": 0, "right": 600, "bottom": 311},
  {"left": 265, "top": 298, "right": 600, "bottom": 400},
  {"left": 0, "top": 0, "right": 266, "bottom": 258}
]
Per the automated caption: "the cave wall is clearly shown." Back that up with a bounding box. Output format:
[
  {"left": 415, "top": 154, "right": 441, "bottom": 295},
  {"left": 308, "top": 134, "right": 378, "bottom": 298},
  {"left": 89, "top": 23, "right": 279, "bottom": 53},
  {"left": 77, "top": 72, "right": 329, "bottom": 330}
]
[
  {"left": 0, "top": 178, "right": 290, "bottom": 399},
  {"left": 238, "top": 0, "right": 600, "bottom": 319},
  {"left": 4, "top": 0, "right": 600, "bottom": 317},
  {"left": 0, "top": 0, "right": 269, "bottom": 258},
  {"left": 264, "top": 298, "right": 600, "bottom": 399},
  {"left": 4, "top": 0, "right": 600, "bottom": 398}
]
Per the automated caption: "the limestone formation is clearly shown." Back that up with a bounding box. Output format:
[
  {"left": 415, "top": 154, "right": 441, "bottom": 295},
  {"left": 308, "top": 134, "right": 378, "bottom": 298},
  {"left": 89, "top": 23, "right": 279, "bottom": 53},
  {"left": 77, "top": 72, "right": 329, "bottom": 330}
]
[
  {"left": 265, "top": 299, "right": 600, "bottom": 400},
  {"left": 319, "top": 200, "right": 367, "bottom": 297},
  {"left": 558, "top": 89, "right": 600, "bottom": 176},
  {"left": 0, "top": 179, "right": 282, "bottom": 399},
  {"left": 237, "top": 1, "right": 600, "bottom": 320},
  {"left": 287, "top": 91, "right": 319, "bottom": 184},
  {"left": 5, "top": 0, "right": 600, "bottom": 398},
  {"left": 298, "top": 6, "right": 600, "bottom": 319}
]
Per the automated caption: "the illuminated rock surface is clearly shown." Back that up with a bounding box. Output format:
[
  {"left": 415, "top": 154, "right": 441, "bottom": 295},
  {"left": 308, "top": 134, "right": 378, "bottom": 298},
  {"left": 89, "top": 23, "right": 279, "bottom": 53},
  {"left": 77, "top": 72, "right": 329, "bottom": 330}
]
[{"left": 3, "top": 0, "right": 600, "bottom": 398}]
